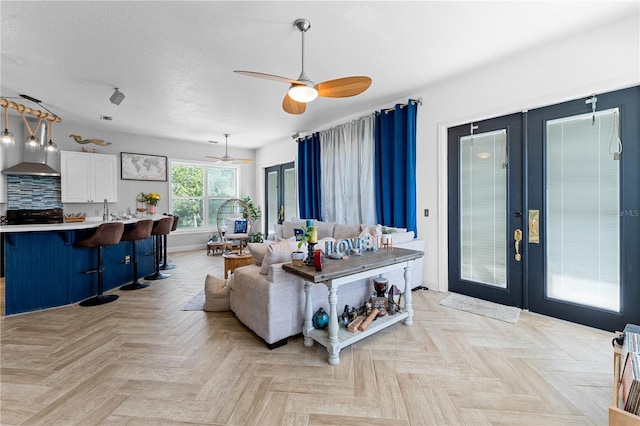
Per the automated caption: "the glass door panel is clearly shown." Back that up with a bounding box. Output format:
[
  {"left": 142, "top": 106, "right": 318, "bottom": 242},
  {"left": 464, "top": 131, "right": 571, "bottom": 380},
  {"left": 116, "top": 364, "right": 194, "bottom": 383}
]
[
  {"left": 265, "top": 162, "right": 296, "bottom": 235},
  {"left": 545, "top": 109, "right": 620, "bottom": 312},
  {"left": 460, "top": 130, "right": 507, "bottom": 288},
  {"left": 266, "top": 170, "right": 279, "bottom": 235}
]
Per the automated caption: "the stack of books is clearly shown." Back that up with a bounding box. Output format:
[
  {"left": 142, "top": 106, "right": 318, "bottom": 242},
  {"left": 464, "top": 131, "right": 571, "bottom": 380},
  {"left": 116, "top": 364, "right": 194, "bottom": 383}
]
[{"left": 619, "top": 324, "right": 640, "bottom": 415}]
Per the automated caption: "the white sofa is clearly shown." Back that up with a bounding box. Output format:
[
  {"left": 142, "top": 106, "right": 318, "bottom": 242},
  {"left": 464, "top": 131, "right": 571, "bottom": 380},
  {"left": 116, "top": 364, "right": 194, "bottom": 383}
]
[{"left": 228, "top": 221, "right": 425, "bottom": 348}]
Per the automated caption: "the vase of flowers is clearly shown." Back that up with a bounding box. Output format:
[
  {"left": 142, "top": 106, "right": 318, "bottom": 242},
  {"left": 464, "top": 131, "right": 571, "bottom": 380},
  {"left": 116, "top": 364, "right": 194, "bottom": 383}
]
[{"left": 144, "top": 193, "right": 161, "bottom": 214}]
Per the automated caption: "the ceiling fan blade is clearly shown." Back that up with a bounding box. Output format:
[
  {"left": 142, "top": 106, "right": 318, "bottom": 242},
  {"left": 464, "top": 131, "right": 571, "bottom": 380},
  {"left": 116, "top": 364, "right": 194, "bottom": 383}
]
[
  {"left": 315, "top": 76, "right": 372, "bottom": 98},
  {"left": 234, "top": 70, "right": 301, "bottom": 85},
  {"left": 282, "top": 93, "right": 306, "bottom": 115},
  {"left": 233, "top": 158, "right": 254, "bottom": 164}
]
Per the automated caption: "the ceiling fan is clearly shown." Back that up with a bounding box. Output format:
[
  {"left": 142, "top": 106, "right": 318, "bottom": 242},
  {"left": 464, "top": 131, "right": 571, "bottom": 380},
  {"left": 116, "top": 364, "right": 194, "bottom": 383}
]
[
  {"left": 206, "top": 134, "right": 254, "bottom": 164},
  {"left": 234, "top": 18, "right": 372, "bottom": 115}
]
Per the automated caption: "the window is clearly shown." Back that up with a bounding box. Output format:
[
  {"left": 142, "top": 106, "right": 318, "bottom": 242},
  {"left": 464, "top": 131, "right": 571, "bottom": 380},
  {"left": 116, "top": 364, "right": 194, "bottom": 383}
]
[{"left": 170, "top": 160, "right": 238, "bottom": 230}]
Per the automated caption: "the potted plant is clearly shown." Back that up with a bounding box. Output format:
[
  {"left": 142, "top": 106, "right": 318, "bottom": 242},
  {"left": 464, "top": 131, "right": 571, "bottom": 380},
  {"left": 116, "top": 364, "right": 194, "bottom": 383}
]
[
  {"left": 380, "top": 226, "right": 394, "bottom": 245},
  {"left": 144, "top": 192, "right": 161, "bottom": 214},
  {"left": 291, "top": 226, "right": 309, "bottom": 266},
  {"left": 241, "top": 196, "right": 261, "bottom": 222}
]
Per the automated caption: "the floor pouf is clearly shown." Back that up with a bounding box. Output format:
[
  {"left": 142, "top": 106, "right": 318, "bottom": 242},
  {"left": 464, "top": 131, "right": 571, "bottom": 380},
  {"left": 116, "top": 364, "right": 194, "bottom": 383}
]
[{"left": 203, "top": 274, "right": 230, "bottom": 312}]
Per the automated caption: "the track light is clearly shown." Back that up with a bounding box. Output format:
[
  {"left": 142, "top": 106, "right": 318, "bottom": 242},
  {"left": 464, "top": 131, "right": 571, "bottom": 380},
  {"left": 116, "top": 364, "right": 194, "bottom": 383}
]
[{"left": 109, "top": 88, "right": 125, "bottom": 105}]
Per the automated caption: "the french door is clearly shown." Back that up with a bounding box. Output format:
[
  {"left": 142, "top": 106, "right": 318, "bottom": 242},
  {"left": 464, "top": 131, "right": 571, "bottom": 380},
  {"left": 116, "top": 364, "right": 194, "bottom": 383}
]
[
  {"left": 265, "top": 162, "right": 296, "bottom": 235},
  {"left": 448, "top": 86, "right": 639, "bottom": 331},
  {"left": 448, "top": 113, "right": 524, "bottom": 307}
]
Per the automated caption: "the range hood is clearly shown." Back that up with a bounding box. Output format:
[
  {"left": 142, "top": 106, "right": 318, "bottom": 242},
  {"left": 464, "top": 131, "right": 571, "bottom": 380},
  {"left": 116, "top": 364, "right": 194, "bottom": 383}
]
[
  {"left": 2, "top": 120, "right": 60, "bottom": 177},
  {"left": 2, "top": 161, "right": 60, "bottom": 177}
]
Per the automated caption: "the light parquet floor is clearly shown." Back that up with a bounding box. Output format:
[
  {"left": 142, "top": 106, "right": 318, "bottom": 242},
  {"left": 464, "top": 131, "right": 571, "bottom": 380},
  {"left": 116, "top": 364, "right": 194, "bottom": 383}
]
[{"left": 1, "top": 250, "right": 614, "bottom": 425}]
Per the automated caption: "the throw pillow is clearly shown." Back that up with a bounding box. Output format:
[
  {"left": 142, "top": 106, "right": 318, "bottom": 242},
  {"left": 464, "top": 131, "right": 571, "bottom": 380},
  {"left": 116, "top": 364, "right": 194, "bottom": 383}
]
[
  {"left": 334, "top": 224, "right": 361, "bottom": 240},
  {"left": 247, "top": 242, "right": 272, "bottom": 266},
  {"left": 315, "top": 221, "right": 335, "bottom": 239},
  {"left": 203, "top": 274, "right": 230, "bottom": 312},
  {"left": 260, "top": 240, "right": 299, "bottom": 275},
  {"left": 234, "top": 219, "right": 248, "bottom": 234},
  {"left": 282, "top": 219, "right": 305, "bottom": 239}
]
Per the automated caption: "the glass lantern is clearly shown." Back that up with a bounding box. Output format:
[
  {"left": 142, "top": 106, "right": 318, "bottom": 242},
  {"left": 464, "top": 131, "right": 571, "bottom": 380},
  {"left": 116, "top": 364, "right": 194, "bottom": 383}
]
[{"left": 136, "top": 193, "right": 147, "bottom": 215}]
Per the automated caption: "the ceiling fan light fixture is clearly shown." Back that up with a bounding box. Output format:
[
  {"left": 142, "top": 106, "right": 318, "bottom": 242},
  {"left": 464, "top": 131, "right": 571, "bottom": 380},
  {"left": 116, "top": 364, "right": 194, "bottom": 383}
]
[{"left": 288, "top": 84, "right": 318, "bottom": 103}]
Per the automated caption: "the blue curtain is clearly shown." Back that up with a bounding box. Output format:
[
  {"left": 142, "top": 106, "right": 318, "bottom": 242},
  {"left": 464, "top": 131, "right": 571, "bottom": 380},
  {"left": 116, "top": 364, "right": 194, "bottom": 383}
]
[
  {"left": 374, "top": 101, "right": 418, "bottom": 235},
  {"left": 297, "top": 133, "right": 323, "bottom": 220}
]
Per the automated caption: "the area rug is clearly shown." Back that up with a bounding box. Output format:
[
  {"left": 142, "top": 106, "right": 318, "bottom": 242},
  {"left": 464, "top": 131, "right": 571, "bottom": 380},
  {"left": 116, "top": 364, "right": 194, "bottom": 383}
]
[
  {"left": 439, "top": 292, "right": 520, "bottom": 324},
  {"left": 181, "top": 290, "right": 205, "bottom": 311}
]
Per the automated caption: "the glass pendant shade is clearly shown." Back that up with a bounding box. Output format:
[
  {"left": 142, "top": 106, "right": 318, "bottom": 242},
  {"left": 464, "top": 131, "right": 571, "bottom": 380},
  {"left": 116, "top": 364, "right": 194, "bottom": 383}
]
[
  {"left": 44, "top": 120, "right": 58, "bottom": 155},
  {"left": 26, "top": 135, "right": 40, "bottom": 152},
  {"left": 1, "top": 129, "right": 15, "bottom": 148},
  {"left": 288, "top": 84, "right": 318, "bottom": 103},
  {"left": 45, "top": 139, "right": 58, "bottom": 155},
  {"left": 2, "top": 105, "right": 15, "bottom": 148}
]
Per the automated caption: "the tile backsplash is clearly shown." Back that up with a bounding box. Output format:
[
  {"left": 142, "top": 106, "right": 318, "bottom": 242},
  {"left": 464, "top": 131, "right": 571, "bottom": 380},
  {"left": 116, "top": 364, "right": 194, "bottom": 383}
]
[{"left": 7, "top": 176, "right": 63, "bottom": 210}]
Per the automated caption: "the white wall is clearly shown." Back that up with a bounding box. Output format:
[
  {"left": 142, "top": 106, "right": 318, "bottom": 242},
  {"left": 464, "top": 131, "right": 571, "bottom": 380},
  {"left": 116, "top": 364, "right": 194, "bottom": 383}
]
[{"left": 255, "top": 15, "right": 639, "bottom": 292}]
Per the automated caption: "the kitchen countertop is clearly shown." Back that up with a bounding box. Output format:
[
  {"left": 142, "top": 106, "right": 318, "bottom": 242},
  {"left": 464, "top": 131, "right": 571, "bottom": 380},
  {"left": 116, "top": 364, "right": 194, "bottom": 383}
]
[{"left": 0, "top": 215, "right": 163, "bottom": 233}]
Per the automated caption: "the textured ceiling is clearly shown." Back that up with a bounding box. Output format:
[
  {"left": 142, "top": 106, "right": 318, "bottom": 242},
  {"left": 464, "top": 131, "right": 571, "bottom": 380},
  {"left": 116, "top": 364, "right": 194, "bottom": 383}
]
[{"left": 1, "top": 1, "right": 637, "bottom": 150}]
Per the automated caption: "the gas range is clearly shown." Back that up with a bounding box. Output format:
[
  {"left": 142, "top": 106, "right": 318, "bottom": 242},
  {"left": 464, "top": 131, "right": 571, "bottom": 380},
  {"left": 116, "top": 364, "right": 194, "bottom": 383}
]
[{"left": 6, "top": 208, "right": 64, "bottom": 225}]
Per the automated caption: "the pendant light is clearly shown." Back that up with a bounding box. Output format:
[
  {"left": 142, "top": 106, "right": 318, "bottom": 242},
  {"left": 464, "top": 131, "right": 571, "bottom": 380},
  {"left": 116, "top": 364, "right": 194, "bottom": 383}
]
[
  {"left": 44, "top": 119, "right": 58, "bottom": 155},
  {"left": 20, "top": 109, "right": 43, "bottom": 152},
  {"left": 1, "top": 103, "right": 15, "bottom": 148}
]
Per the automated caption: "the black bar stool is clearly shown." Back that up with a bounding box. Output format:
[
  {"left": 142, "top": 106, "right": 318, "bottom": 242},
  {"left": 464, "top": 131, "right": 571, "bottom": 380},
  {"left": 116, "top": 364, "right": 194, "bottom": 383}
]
[
  {"left": 120, "top": 219, "right": 154, "bottom": 291},
  {"left": 75, "top": 222, "right": 125, "bottom": 307},
  {"left": 160, "top": 215, "right": 179, "bottom": 270},
  {"left": 144, "top": 216, "right": 174, "bottom": 281}
]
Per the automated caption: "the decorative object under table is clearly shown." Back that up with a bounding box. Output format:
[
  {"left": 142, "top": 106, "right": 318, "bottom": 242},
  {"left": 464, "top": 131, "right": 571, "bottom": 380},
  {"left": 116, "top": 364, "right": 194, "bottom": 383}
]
[{"left": 283, "top": 247, "right": 424, "bottom": 365}]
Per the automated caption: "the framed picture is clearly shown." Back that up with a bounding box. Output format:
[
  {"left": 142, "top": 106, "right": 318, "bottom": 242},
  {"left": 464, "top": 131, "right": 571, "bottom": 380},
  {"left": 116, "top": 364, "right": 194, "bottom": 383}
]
[{"left": 120, "top": 152, "right": 167, "bottom": 181}]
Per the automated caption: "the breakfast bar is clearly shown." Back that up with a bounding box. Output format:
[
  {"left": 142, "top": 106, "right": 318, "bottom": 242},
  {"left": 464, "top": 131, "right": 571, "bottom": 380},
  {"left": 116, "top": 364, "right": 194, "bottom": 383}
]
[{"left": 1, "top": 218, "right": 157, "bottom": 315}]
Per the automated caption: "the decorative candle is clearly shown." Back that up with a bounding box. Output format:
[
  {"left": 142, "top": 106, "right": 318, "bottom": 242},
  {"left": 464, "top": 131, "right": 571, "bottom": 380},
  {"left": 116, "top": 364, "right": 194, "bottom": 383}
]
[
  {"left": 308, "top": 226, "right": 318, "bottom": 243},
  {"left": 306, "top": 219, "right": 314, "bottom": 227}
]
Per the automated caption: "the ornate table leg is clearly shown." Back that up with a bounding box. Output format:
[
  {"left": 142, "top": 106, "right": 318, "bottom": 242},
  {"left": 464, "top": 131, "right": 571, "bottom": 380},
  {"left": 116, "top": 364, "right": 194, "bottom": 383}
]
[
  {"left": 326, "top": 285, "right": 340, "bottom": 365},
  {"left": 303, "top": 281, "right": 314, "bottom": 347},
  {"left": 403, "top": 263, "right": 414, "bottom": 326}
]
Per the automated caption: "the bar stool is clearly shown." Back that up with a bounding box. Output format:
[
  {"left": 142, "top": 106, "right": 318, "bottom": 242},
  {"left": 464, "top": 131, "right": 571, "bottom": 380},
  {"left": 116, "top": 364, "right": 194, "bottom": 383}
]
[
  {"left": 144, "top": 216, "right": 174, "bottom": 281},
  {"left": 75, "top": 222, "right": 125, "bottom": 307},
  {"left": 160, "top": 215, "right": 180, "bottom": 270},
  {"left": 120, "top": 219, "right": 154, "bottom": 291}
]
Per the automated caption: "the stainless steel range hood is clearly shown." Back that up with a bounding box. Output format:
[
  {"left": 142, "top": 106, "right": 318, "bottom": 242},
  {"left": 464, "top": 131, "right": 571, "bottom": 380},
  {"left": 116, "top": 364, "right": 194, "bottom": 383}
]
[
  {"left": 2, "top": 161, "right": 60, "bottom": 177},
  {"left": 2, "top": 120, "right": 60, "bottom": 177}
]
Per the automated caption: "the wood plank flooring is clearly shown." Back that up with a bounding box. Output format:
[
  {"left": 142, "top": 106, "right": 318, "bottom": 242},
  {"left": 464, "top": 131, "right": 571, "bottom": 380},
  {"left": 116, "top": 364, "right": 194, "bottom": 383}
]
[{"left": 1, "top": 250, "right": 615, "bottom": 425}]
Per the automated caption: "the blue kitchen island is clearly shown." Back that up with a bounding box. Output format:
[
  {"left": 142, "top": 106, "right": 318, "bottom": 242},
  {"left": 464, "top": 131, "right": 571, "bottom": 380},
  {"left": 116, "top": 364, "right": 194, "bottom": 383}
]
[{"left": 1, "top": 219, "right": 157, "bottom": 315}]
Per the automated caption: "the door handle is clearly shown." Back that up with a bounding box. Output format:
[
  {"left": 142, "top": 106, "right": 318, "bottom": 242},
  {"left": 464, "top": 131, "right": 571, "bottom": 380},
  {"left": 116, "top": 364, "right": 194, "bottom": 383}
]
[{"left": 514, "top": 229, "right": 523, "bottom": 262}]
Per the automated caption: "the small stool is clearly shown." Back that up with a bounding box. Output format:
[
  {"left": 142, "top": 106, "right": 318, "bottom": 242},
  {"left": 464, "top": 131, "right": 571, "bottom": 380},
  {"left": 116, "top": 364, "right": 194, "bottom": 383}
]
[
  {"left": 160, "top": 215, "right": 179, "bottom": 270},
  {"left": 145, "top": 216, "right": 174, "bottom": 281},
  {"left": 75, "top": 222, "right": 125, "bottom": 306},
  {"left": 120, "top": 219, "right": 153, "bottom": 291}
]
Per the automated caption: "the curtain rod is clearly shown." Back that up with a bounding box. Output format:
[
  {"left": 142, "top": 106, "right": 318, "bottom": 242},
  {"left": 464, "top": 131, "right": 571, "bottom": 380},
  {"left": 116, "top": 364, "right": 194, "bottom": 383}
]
[
  {"left": 296, "top": 97, "right": 423, "bottom": 142},
  {"left": 380, "top": 97, "right": 423, "bottom": 114}
]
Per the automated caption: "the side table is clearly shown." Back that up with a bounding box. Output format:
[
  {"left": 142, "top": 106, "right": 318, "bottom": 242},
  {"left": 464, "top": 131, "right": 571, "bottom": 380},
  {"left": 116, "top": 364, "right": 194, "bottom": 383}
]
[
  {"left": 207, "top": 241, "right": 232, "bottom": 255},
  {"left": 222, "top": 253, "right": 253, "bottom": 279}
]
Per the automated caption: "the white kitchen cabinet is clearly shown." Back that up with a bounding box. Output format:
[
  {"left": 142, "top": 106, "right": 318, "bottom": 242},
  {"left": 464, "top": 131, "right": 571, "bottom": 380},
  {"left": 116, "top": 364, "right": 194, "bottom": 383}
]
[{"left": 60, "top": 151, "right": 118, "bottom": 203}]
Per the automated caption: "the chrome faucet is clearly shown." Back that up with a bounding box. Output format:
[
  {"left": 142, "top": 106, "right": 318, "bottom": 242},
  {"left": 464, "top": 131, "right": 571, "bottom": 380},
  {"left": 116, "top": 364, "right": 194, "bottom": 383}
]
[{"left": 103, "top": 199, "right": 109, "bottom": 222}]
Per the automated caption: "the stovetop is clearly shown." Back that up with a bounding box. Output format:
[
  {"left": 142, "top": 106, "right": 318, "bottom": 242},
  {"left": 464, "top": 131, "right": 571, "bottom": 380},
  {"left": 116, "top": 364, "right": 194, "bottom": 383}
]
[{"left": 6, "top": 208, "right": 65, "bottom": 225}]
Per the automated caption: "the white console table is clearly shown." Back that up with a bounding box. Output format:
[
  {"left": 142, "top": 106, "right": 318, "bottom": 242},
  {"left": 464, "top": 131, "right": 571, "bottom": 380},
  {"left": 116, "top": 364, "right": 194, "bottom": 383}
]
[{"left": 283, "top": 247, "right": 424, "bottom": 365}]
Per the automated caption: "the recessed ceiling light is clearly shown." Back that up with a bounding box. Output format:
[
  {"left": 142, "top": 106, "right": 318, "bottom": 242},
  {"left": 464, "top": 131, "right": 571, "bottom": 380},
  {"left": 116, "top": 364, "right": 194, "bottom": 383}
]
[{"left": 100, "top": 115, "right": 113, "bottom": 121}]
